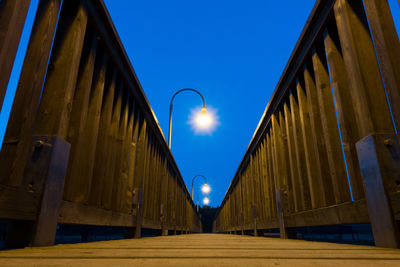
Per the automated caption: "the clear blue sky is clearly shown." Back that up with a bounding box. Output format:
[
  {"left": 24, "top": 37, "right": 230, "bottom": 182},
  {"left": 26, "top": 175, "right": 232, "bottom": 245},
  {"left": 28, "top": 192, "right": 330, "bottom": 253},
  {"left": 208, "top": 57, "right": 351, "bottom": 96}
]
[{"left": 1, "top": 1, "right": 399, "bottom": 208}]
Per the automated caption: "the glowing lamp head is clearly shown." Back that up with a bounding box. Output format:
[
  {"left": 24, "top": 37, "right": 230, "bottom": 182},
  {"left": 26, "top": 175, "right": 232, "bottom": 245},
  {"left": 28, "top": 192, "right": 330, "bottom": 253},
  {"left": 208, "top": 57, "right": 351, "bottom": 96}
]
[
  {"left": 195, "top": 107, "right": 212, "bottom": 128},
  {"left": 201, "top": 183, "right": 211, "bottom": 194},
  {"left": 203, "top": 197, "right": 210, "bottom": 205}
]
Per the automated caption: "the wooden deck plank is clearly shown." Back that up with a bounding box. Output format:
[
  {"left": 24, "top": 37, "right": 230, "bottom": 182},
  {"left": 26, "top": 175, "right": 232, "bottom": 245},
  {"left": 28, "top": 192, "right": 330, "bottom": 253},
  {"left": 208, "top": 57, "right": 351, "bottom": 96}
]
[{"left": 0, "top": 234, "right": 399, "bottom": 266}]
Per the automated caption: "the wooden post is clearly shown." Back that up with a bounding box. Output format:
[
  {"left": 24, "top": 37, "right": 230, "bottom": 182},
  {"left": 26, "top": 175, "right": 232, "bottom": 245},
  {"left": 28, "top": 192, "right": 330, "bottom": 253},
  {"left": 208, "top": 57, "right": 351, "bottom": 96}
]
[
  {"left": 134, "top": 188, "right": 143, "bottom": 238},
  {"left": 0, "top": 0, "right": 31, "bottom": 110},
  {"left": 6, "top": 136, "right": 70, "bottom": 247},
  {"left": 356, "top": 134, "right": 400, "bottom": 248}
]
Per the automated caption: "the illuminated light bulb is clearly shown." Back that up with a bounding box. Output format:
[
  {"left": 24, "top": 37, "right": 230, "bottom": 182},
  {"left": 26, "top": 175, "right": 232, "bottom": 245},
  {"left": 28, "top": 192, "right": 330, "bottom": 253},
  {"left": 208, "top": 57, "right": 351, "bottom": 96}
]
[
  {"left": 195, "top": 107, "right": 212, "bottom": 128},
  {"left": 201, "top": 183, "right": 211, "bottom": 194},
  {"left": 203, "top": 197, "right": 210, "bottom": 205}
]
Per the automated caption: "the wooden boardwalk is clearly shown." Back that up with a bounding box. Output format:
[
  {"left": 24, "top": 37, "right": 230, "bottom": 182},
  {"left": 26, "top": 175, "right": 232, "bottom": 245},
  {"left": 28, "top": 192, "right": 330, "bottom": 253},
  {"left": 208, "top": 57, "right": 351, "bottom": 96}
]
[{"left": 0, "top": 234, "right": 400, "bottom": 266}]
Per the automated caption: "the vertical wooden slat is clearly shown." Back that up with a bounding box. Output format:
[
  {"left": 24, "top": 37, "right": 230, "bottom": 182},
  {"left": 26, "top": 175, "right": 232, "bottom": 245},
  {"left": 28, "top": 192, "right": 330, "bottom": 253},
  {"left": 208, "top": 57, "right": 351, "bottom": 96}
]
[
  {"left": 125, "top": 110, "right": 140, "bottom": 213},
  {"left": 266, "top": 131, "right": 277, "bottom": 218},
  {"left": 0, "top": 0, "right": 31, "bottom": 110},
  {"left": 63, "top": 32, "right": 99, "bottom": 201},
  {"left": 312, "top": 45, "right": 351, "bottom": 203},
  {"left": 33, "top": 2, "right": 88, "bottom": 138},
  {"left": 160, "top": 157, "right": 169, "bottom": 234},
  {"left": 324, "top": 24, "right": 364, "bottom": 200},
  {"left": 297, "top": 78, "right": 325, "bottom": 209},
  {"left": 88, "top": 68, "right": 117, "bottom": 206},
  {"left": 239, "top": 175, "right": 244, "bottom": 233},
  {"left": 25, "top": 2, "right": 88, "bottom": 192},
  {"left": 334, "top": 0, "right": 394, "bottom": 137},
  {"left": 68, "top": 51, "right": 107, "bottom": 203},
  {"left": 110, "top": 90, "right": 130, "bottom": 211},
  {"left": 303, "top": 64, "right": 334, "bottom": 206},
  {"left": 0, "top": 0, "right": 62, "bottom": 186},
  {"left": 283, "top": 100, "right": 301, "bottom": 212},
  {"left": 142, "top": 131, "right": 153, "bottom": 219},
  {"left": 289, "top": 89, "right": 312, "bottom": 210},
  {"left": 133, "top": 118, "right": 147, "bottom": 190},
  {"left": 278, "top": 109, "right": 295, "bottom": 212},
  {"left": 101, "top": 82, "right": 122, "bottom": 209},
  {"left": 271, "top": 114, "right": 288, "bottom": 197},
  {"left": 256, "top": 148, "right": 266, "bottom": 220},
  {"left": 363, "top": 0, "right": 400, "bottom": 131},
  {"left": 260, "top": 139, "right": 271, "bottom": 219},
  {"left": 117, "top": 97, "right": 135, "bottom": 211}
]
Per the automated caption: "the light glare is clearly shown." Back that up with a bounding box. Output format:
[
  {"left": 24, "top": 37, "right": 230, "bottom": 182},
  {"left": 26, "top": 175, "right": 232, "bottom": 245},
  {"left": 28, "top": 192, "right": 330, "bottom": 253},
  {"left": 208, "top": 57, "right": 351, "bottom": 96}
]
[
  {"left": 201, "top": 183, "right": 211, "bottom": 194},
  {"left": 203, "top": 197, "right": 210, "bottom": 205},
  {"left": 188, "top": 106, "right": 219, "bottom": 135},
  {"left": 196, "top": 113, "right": 212, "bottom": 128}
]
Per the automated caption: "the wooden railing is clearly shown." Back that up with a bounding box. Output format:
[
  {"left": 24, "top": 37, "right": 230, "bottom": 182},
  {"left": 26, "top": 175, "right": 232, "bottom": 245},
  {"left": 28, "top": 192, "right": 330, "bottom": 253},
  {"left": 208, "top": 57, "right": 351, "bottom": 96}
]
[
  {"left": 0, "top": 0, "right": 201, "bottom": 247},
  {"left": 214, "top": 0, "right": 400, "bottom": 248}
]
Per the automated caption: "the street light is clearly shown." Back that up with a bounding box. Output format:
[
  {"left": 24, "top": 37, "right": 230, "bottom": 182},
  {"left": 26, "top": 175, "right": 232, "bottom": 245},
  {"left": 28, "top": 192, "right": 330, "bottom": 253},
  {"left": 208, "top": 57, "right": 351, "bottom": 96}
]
[
  {"left": 203, "top": 197, "right": 210, "bottom": 205},
  {"left": 191, "top": 174, "right": 210, "bottom": 201},
  {"left": 168, "top": 88, "right": 212, "bottom": 149}
]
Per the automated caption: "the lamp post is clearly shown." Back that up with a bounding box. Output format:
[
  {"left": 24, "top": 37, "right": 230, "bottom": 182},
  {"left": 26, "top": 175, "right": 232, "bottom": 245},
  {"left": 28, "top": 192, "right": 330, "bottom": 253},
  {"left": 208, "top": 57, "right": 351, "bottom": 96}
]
[{"left": 168, "top": 88, "right": 209, "bottom": 149}]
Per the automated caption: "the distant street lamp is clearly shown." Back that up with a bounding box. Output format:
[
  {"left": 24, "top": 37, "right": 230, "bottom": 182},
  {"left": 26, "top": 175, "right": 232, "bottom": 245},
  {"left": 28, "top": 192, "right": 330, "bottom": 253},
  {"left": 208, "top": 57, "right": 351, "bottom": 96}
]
[
  {"left": 168, "top": 88, "right": 212, "bottom": 149},
  {"left": 191, "top": 174, "right": 210, "bottom": 200},
  {"left": 203, "top": 197, "right": 210, "bottom": 206},
  {"left": 191, "top": 174, "right": 211, "bottom": 212}
]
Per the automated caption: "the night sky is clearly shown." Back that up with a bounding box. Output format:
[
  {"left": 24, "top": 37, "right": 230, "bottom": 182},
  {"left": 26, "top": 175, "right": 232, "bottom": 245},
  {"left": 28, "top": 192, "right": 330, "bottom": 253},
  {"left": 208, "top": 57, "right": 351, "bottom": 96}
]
[{"left": 1, "top": 0, "right": 399, "bottom": 208}]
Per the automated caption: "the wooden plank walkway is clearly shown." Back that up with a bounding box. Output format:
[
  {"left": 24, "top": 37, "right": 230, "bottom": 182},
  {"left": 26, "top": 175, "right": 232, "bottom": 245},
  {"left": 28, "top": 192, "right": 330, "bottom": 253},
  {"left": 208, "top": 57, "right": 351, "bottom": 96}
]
[{"left": 0, "top": 234, "right": 400, "bottom": 266}]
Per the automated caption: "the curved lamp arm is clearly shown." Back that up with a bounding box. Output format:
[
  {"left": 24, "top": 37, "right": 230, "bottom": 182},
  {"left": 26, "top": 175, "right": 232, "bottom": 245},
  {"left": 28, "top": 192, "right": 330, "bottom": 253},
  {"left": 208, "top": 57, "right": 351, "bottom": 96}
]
[
  {"left": 191, "top": 174, "right": 207, "bottom": 201},
  {"left": 168, "top": 88, "right": 206, "bottom": 149}
]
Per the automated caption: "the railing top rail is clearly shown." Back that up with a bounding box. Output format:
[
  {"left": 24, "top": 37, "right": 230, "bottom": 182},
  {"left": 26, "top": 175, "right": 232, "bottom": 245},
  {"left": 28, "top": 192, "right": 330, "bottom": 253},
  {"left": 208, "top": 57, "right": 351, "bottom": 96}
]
[
  {"left": 88, "top": 0, "right": 196, "bottom": 209},
  {"left": 216, "top": 0, "right": 335, "bottom": 214}
]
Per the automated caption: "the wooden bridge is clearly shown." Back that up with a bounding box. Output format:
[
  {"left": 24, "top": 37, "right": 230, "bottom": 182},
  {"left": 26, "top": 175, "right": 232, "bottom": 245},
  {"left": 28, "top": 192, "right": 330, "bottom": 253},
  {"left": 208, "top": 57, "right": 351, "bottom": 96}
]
[
  {"left": 1, "top": 234, "right": 400, "bottom": 266},
  {"left": 0, "top": 0, "right": 400, "bottom": 265}
]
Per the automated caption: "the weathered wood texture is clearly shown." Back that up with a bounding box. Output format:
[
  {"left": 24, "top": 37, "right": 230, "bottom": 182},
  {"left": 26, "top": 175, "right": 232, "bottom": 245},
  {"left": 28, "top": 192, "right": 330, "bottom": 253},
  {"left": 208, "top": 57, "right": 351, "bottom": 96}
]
[
  {"left": 214, "top": 0, "right": 400, "bottom": 248},
  {"left": 1, "top": 234, "right": 400, "bottom": 266},
  {"left": 0, "top": 0, "right": 201, "bottom": 247},
  {"left": 0, "top": 0, "right": 31, "bottom": 111}
]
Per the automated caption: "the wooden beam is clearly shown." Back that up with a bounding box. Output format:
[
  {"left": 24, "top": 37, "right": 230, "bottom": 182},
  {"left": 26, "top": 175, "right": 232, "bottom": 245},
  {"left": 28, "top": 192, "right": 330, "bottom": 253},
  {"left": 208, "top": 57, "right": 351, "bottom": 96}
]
[
  {"left": 0, "top": 0, "right": 31, "bottom": 110},
  {"left": 101, "top": 82, "right": 123, "bottom": 209},
  {"left": 363, "top": 0, "right": 400, "bottom": 131},
  {"left": 297, "top": 79, "right": 325, "bottom": 209},
  {"left": 312, "top": 45, "right": 351, "bottom": 204},
  {"left": 59, "top": 200, "right": 136, "bottom": 227},
  {"left": 0, "top": 184, "right": 39, "bottom": 221},
  {"left": 124, "top": 109, "right": 140, "bottom": 214},
  {"left": 333, "top": 0, "right": 394, "bottom": 137},
  {"left": 0, "top": 0, "right": 62, "bottom": 187},
  {"left": 88, "top": 68, "right": 117, "bottom": 206},
  {"left": 303, "top": 63, "right": 334, "bottom": 206},
  {"left": 323, "top": 24, "right": 364, "bottom": 200},
  {"left": 69, "top": 51, "right": 107, "bottom": 204},
  {"left": 33, "top": 2, "right": 88, "bottom": 138},
  {"left": 285, "top": 199, "right": 369, "bottom": 227},
  {"left": 110, "top": 90, "right": 130, "bottom": 211},
  {"left": 289, "top": 89, "right": 311, "bottom": 211},
  {"left": 283, "top": 101, "right": 301, "bottom": 212},
  {"left": 63, "top": 33, "right": 98, "bottom": 202}
]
